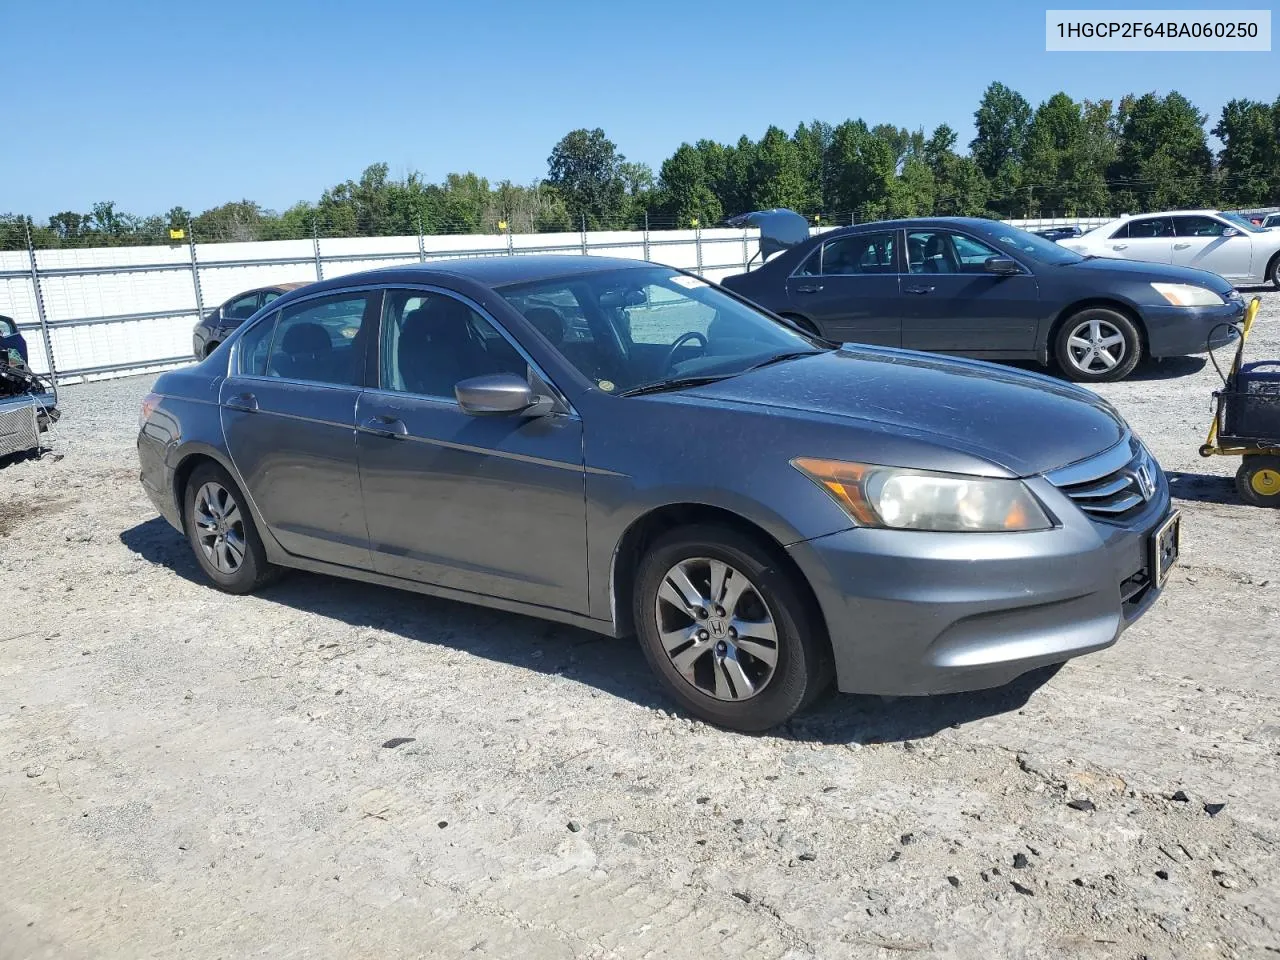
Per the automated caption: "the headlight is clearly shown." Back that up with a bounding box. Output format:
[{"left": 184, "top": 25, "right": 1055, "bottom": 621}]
[
  {"left": 1150, "top": 283, "right": 1224, "bottom": 307},
  {"left": 792, "top": 458, "right": 1053, "bottom": 532}
]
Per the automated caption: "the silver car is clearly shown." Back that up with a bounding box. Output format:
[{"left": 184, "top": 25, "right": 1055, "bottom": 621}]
[
  {"left": 1067, "top": 210, "right": 1280, "bottom": 288},
  {"left": 138, "top": 256, "right": 1181, "bottom": 731}
]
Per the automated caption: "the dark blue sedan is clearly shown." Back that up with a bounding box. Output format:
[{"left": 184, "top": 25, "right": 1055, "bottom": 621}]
[{"left": 720, "top": 214, "right": 1244, "bottom": 382}]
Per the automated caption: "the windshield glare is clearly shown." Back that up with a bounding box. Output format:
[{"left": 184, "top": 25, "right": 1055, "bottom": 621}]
[
  {"left": 498, "top": 266, "right": 821, "bottom": 394},
  {"left": 1220, "top": 212, "right": 1263, "bottom": 233},
  {"left": 980, "top": 223, "right": 1084, "bottom": 265}
]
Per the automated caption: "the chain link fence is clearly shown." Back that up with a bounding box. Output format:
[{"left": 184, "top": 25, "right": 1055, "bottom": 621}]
[{"left": 0, "top": 212, "right": 1126, "bottom": 385}]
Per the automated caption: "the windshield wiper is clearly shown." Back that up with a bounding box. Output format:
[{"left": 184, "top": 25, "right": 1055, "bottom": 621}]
[
  {"left": 618, "top": 374, "right": 736, "bottom": 398},
  {"left": 745, "top": 350, "right": 823, "bottom": 372}
]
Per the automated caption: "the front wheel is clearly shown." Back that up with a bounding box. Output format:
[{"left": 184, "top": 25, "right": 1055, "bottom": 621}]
[
  {"left": 1236, "top": 455, "right": 1280, "bottom": 507},
  {"left": 1268, "top": 253, "right": 1280, "bottom": 290},
  {"left": 633, "top": 525, "right": 832, "bottom": 731},
  {"left": 183, "top": 461, "right": 280, "bottom": 593},
  {"left": 1054, "top": 308, "right": 1142, "bottom": 383}
]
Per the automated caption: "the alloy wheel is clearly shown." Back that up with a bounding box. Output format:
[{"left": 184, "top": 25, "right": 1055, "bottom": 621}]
[
  {"left": 1066, "top": 317, "right": 1127, "bottom": 375},
  {"left": 193, "top": 481, "right": 247, "bottom": 575},
  {"left": 653, "top": 557, "right": 779, "bottom": 701}
]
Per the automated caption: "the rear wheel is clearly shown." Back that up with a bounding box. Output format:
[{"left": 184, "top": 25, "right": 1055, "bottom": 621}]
[
  {"left": 183, "top": 461, "right": 280, "bottom": 593},
  {"left": 1054, "top": 307, "right": 1142, "bottom": 383},
  {"left": 204, "top": 341, "right": 221, "bottom": 358},
  {"left": 780, "top": 313, "right": 822, "bottom": 338},
  {"left": 1236, "top": 455, "right": 1280, "bottom": 507},
  {"left": 1268, "top": 253, "right": 1280, "bottom": 290},
  {"left": 633, "top": 525, "right": 832, "bottom": 731}
]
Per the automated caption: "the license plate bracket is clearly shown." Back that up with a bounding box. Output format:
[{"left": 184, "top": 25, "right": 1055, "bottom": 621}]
[{"left": 1151, "top": 510, "right": 1181, "bottom": 588}]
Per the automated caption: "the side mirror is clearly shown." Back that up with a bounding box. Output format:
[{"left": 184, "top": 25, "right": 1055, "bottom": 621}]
[
  {"left": 1222, "top": 226, "right": 1240, "bottom": 238},
  {"left": 455, "top": 373, "right": 547, "bottom": 417},
  {"left": 984, "top": 256, "right": 1021, "bottom": 275}
]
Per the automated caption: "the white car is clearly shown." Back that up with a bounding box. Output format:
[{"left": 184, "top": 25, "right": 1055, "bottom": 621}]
[
  {"left": 1064, "top": 210, "right": 1280, "bottom": 288},
  {"left": 1262, "top": 212, "right": 1280, "bottom": 230}
]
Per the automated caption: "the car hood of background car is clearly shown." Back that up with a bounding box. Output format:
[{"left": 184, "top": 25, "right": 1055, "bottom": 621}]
[
  {"left": 681, "top": 347, "right": 1126, "bottom": 477},
  {"left": 1059, "top": 254, "right": 1237, "bottom": 294}
]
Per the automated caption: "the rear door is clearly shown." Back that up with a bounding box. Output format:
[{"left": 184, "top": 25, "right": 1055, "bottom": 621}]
[
  {"left": 899, "top": 229, "right": 1041, "bottom": 356},
  {"left": 1171, "top": 215, "right": 1252, "bottom": 280},
  {"left": 219, "top": 290, "right": 379, "bottom": 568},
  {"left": 1104, "top": 216, "right": 1174, "bottom": 264},
  {"left": 783, "top": 231, "right": 902, "bottom": 346}
]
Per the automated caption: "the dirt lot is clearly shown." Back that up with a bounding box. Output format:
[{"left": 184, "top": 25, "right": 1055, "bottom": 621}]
[{"left": 2, "top": 294, "right": 1278, "bottom": 960}]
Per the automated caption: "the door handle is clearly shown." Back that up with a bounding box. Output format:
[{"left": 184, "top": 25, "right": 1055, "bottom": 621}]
[
  {"left": 361, "top": 414, "right": 408, "bottom": 439},
  {"left": 1111, "top": 244, "right": 1128, "bottom": 250},
  {"left": 902, "top": 285, "right": 935, "bottom": 295},
  {"left": 794, "top": 285, "right": 823, "bottom": 294},
  {"left": 1174, "top": 242, "right": 1191, "bottom": 249},
  {"left": 225, "top": 392, "right": 258, "bottom": 412}
]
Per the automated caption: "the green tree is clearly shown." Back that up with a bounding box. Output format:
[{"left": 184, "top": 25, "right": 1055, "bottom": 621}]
[
  {"left": 1112, "top": 91, "right": 1214, "bottom": 211},
  {"left": 546, "top": 128, "right": 627, "bottom": 229},
  {"left": 657, "top": 144, "right": 723, "bottom": 227},
  {"left": 826, "top": 120, "right": 896, "bottom": 220},
  {"left": 1212, "top": 98, "right": 1280, "bottom": 206},
  {"left": 748, "top": 126, "right": 808, "bottom": 211},
  {"left": 970, "top": 82, "right": 1032, "bottom": 215}
]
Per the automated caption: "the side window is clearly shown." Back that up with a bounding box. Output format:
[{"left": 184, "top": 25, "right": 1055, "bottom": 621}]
[
  {"left": 380, "top": 289, "right": 528, "bottom": 398},
  {"left": 1109, "top": 223, "right": 1130, "bottom": 240},
  {"left": 1173, "top": 216, "right": 1227, "bottom": 238},
  {"left": 906, "top": 231, "right": 965, "bottom": 274},
  {"left": 819, "top": 233, "right": 896, "bottom": 275},
  {"left": 224, "top": 293, "right": 261, "bottom": 320},
  {"left": 795, "top": 247, "right": 822, "bottom": 277},
  {"left": 950, "top": 233, "right": 1004, "bottom": 269},
  {"left": 237, "top": 310, "right": 280, "bottom": 377},
  {"left": 265, "top": 293, "right": 372, "bottom": 386},
  {"left": 262, "top": 290, "right": 284, "bottom": 306},
  {"left": 1128, "top": 217, "right": 1173, "bottom": 238}
]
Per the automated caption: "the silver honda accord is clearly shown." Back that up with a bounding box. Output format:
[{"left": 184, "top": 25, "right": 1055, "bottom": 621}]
[{"left": 137, "top": 256, "right": 1180, "bottom": 731}]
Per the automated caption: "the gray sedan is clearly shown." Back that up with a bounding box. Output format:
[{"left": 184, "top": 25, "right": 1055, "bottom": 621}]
[{"left": 138, "top": 256, "right": 1179, "bottom": 730}]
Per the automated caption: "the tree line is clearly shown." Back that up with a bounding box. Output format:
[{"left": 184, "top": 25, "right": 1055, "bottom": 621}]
[{"left": 3, "top": 83, "right": 1278, "bottom": 250}]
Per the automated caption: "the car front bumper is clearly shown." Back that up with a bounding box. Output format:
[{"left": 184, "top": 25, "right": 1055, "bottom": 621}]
[
  {"left": 1143, "top": 299, "right": 1243, "bottom": 358},
  {"left": 787, "top": 477, "right": 1173, "bottom": 696}
]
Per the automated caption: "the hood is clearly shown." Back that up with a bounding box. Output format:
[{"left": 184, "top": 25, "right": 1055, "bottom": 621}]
[
  {"left": 683, "top": 348, "right": 1125, "bottom": 477},
  {"left": 725, "top": 208, "right": 811, "bottom": 262},
  {"left": 1062, "top": 254, "right": 1237, "bottom": 295}
]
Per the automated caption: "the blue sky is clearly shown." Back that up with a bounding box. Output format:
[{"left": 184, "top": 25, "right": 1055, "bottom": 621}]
[{"left": 2, "top": 0, "right": 1276, "bottom": 219}]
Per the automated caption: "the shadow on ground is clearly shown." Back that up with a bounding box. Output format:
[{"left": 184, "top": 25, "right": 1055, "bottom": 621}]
[
  {"left": 1167, "top": 470, "right": 1240, "bottom": 505},
  {"left": 121, "top": 516, "right": 1057, "bottom": 745}
]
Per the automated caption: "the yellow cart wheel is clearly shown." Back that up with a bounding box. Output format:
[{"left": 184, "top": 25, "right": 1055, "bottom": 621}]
[{"left": 1235, "top": 455, "right": 1280, "bottom": 508}]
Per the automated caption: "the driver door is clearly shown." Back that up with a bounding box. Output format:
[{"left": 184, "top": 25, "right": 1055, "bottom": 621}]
[{"left": 355, "top": 287, "right": 589, "bottom": 614}]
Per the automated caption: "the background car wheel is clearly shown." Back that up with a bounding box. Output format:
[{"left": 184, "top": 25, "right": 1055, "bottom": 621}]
[
  {"left": 633, "top": 524, "right": 832, "bottom": 732},
  {"left": 1268, "top": 253, "right": 1280, "bottom": 290},
  {"left": 1054, "top": 307, "right": 1141, "bottom": 383},
  {"left": 1235, "top": 455, "right": 1280, "bottom": 508},
  {"left": 183, "top": 461, "right": 280, "bottom": 593},
  {"left": 204, "top": 341, "right": 221, "bottom": 358}
]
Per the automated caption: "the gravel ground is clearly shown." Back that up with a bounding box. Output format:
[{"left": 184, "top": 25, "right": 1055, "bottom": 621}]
[{"left": 2, "top": 294, "right": 1278, "bottom": 960}]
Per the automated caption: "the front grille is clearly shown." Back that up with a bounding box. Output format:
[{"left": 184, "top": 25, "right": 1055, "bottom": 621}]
[{"left": 1047, "top": 436, "right": 1159, "bottom": 524}]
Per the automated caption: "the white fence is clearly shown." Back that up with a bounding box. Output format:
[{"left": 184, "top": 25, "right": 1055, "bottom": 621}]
[{"left": 0, "top": 216, "right": 1112, "bottom": 384}]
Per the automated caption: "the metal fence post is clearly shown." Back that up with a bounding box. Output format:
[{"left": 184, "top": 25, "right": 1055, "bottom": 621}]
[
  {"left": 417, "top": 216, "right": 426, "bottom": 263},
  {"left": 643, "top": 211, "right": 651, "bottom": 261},
  {"left": 580, "top": 216, "right": 588, "bottom": 257},
  {"left": 187, "top": 219, "right": 205, "bottom": 321},
  {"left": 695, "top": 224, "right": 703, "bottom": 275},
  {"left": 742, "top": 226, "right": 749, "bottom": 271},
  {"left": 25, "top": 225, "right": 57, "bottom": 385},
  {"left": 312, "top": 219, "right": 323, "bottom": 280}
]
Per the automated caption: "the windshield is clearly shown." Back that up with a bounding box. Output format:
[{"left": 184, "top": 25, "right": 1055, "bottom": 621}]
[
  {"left": 1220, "top": 212, "right": 1263, "bottom": 233},
  {"left": 977, "top": 222, "right": 1084, "bottom": 265},
  {"left": 498, "top": 266, "right": 823, "bottom": 395}
]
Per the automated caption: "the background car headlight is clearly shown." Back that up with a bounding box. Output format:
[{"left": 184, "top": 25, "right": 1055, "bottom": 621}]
[
  {"left": 792, "top": 458, "right": 1052, "bottom": 532},
  {"left": 1150, "top": 283, "right": 1224, "bottom": 307}
]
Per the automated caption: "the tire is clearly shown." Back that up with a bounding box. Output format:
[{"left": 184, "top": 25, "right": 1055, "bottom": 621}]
[
  {"left": 204, "top": 341, "right": 221, "bottom": 358},
  {"left": 1268, "top": 253, "right": 1280, "bottom": 291},
  {"left": 1235, "top": 455, "right": 1280, "bottom": 508},
  {"left": 1053, "top": 307, "right": 1142, "bottom": 383},
  {"left": 632, "top": 524, "right": 833, "bottom": 732},
  {"left": 182, "top": 461, "right": 280, "bottom": 593}
]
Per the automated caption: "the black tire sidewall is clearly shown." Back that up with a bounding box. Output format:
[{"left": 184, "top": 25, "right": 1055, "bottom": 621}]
[
  {"left": 632, "top": 525, "right": 828, "bottom": 732},
  {"left": 183, "top": 462, "right": 274, "bottom": 593},
  {"left": 1054, "top": 308, "right": 1142, "bottom": 383},
  {"left": 1236, "top": 456, "right": 1280, "bottom": 508}
]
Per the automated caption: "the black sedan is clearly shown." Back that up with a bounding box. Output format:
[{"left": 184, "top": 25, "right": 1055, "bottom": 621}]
[
  {"left": 192, "top": 283, "right": 308, "bottom": 359},
  {"left": 720, "top": 214, "right": 1244, "bottom": 382}
]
